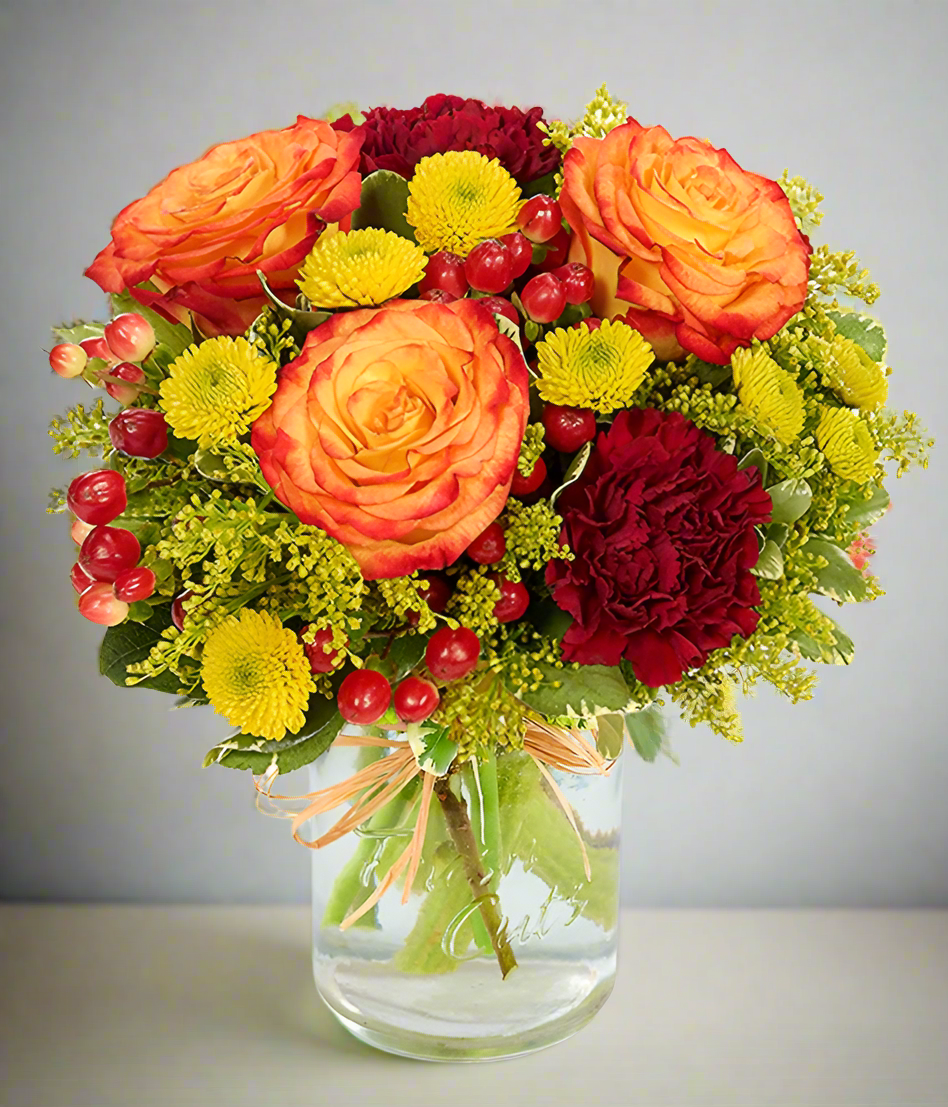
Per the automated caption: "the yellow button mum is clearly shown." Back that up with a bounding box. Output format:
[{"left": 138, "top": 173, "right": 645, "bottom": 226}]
[
  {"left": 731, "top": 347, "right": 805, "bottom": 445},
  {"left": 406, "top": 150, "right": 521, "bottom": 256},
  {"left": 297, "top": 228, "right": 427, "bottom": 308},
  {"left": 824, "top": 336, "right": 888, "bottom": 412},
  {"left": 536, "top": 320, "right": 654, "bottom": 413},
  {"left": 201, "top": 609, "right": 312, "bottom": 741},
  {"left": 815, "top": 407, "right": 879, "bottom": 484},
  {"left": 159, "top": 336, "right": 277, "bottom": 449}
]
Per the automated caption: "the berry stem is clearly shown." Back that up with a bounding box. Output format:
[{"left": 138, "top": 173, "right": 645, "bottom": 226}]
[
  {"left": 95, "top": 369, "right": 161, "bottom": 396},
  {"left": 434, "top": 776, "right": 518, "bottom": 979}
]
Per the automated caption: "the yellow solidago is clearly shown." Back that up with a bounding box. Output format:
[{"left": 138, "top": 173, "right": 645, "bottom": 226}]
[
  {"left": 201, "top": 609, "right": 311, "bottom": 741},
  {"left": 536, "top": 320, "right": 654, "bottom": 413},
  {"left": 815, "top": 407, "right": 879, "bottom": 484},
  {"left": 731, "top": 346, "right": 805, "bottom": 445},
  {"left": 823, "top": 336, "right": 888, "bottom": 411},
  {"left": 406, "top": 151, "right": 521, "bottom": 256},
  {"left": 159, "top": 337, "right": 277, "bottom": 449},
  {"left": 298, "top": 228, "right": 427, "bottom": 308}
]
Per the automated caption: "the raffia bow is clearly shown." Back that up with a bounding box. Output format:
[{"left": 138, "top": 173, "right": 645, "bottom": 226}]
[{"left": 254, "top": 718, "right": 614, "bottom": 933}]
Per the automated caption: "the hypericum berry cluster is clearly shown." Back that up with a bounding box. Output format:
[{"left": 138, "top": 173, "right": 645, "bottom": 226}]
[
  {"left": 50, "top": 313, "right": 157, "bottom": 405},
  {"left": 67, "top": 469, "right": 156, "bottom": 625}
]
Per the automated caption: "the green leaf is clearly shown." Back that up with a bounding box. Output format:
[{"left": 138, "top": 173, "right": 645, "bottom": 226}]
[
  {"left": 52, "top": 319, "right": 105, "bottom": 345},
  {"left": 407, "top": 723, "right": 458, "bottom": 776},
  {"left": 255, "top": 271, "right": 332, "bottom": 337},
  {"left": 350, "top": 170, "right": 417, "bottom": 242},
  {"left": 524, "top": 319, "right": 541, "bottom": 343},
  {"left": 514, "top": 661, "right": 633, "bottom": 720},
  {"left": 111, "top": 289, "right": 193, "bottom": 369},
  {"left": 766, "top": 523, "right": 790, "bottom": 548},
  {"left": 99, "top": 606, "right": 183, "bottom": 695},
  {"left": 767, "top": 478, "right": 812, "bottom": 525},
  {"left": 842, "top": 484, "right": 890, "bottom": 528},
  {"left": 550, "top": 441, "right": 593, "bottom": 507},
  {"left": 595, "top": 713, "right": 625, "bottom": 759},
  {"left": 789, "top": 602, "right": 854, "bottom": 665},
  {"left": 691, "top": 360, "right": 733, "bottom": 388},
  {"left": 192, "top": 447, "right": 230, "bottom": 481},
  {"left": 827, "top": 309, "right": 887, "bottom": 363},
  {"left": 274, "top": 712, "right": 346, "bottom": 774},
  {"left": 803, "top": 538, "right": 869, "bottom": 603},
  {"left": 626, "top": 704, "right": 666, "bottom": 763},
  {"left": 162, "top": 431, "right": 198, "bottom": 462},
  {"left": 493, "top": 312, "right": 525, "bottom": 356},
  {"left": 751, "top": 539, "right": 784, "bottom": 580},
  {"left": 205, "top": 696, "right": 346, "bottom": 773},
  {"left": 125, "top": 601, "right": 154, "bottom": 623},
  {"left": 521, "top": 171, "right": 558, "bottom": 199},
  {"left": 738, "top": 447, "right": 769, "bottom": 486},
  {"left": 526, "top": 598, "right": 573, "bottom": 643}
]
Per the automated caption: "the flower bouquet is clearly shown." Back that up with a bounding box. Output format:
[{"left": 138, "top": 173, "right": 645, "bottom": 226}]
[{"left": 48, "top": 89, "right": 931, "bottom": 1060}]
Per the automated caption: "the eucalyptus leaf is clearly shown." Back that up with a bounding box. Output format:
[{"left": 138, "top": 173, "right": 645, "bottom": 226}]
[
  {"left": 738, "top": 448, "right": 768, "bottom": 485},
  {"left": 550, "top": 441, "right": 593, "bottom": 507},
  {"left": 513, "top": 661, "right": 633, "bottom": 720},
  {"left": 766, "top": 523, "right": 790, "bottom": 548},
  {"left": 767, "top": 478, "right": 812, "bottom": 525},
  {"left": 350, "top": 170, "right": 417, "bottom": 242},
  {"left": 752, "top": 539, "right": 784, "bottom": 580},
  {"left": 626, "top": 704, "right": 666, "bottom": 763},
  {"left": 803, "top": 538, "right": 869, "bottom": 603},
  {"left": 99, "top": 606, "right": 183, "bottom": 695},
  {"left": 842, "top": 484, "right": 890, "bottom": 528},
  {"left": 827, "top": 309, "right": 887, "bottom": 363}
]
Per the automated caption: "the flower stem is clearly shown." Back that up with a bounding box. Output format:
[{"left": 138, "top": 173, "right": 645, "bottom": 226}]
[{"left": 434, "top": 777, "right": 518, "bottom": 979}]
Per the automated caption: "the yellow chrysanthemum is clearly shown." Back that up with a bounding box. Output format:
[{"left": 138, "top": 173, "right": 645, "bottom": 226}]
[
  {"left": 159, "top": 336, "right": 277, "bottom": 449},
  {"left": 535, "top": 320, "right": 654, "bottom": 413},
  {"left": 201, "top": 609, "right": 311, "bottom": 741},
  {"left": 297, "top": 228, "right": 427, "bottom": 308},
  {"left": 731, "top": 347, "right": 805, "bottom": 445},
  {"left": 406, "top": 151, "right": 522, "bottom": 255},
  {"left": 823, "top": 336, "right": 888, "bottom": 412},
  {"left": 815, "top": 406, "right": 879, "bottom": 484}
]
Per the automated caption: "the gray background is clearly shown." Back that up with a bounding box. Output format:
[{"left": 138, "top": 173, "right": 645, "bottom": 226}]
[{"left": 1, "top": 0, "right": 945, "bottom": 906}]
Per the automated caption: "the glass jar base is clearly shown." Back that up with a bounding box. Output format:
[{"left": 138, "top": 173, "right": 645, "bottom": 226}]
[{"left": 315, "top": 955, "right": 617, "bottom": 1062}]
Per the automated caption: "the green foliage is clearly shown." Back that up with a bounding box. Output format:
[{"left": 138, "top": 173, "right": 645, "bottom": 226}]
[
  {"left": 801, "top": 538, "right": 869, "bottom": 603},
  {"left": 767, "top": 478, "right": 813, "bottom": 525},
  {"left": 110, "top": 290, "right": 193, "bottom": 369},
  {"left": 626, "top": 704, "right": 667, "bottom": 763},
  {"left": 350, "top": 170, "right": 417, "bottom": 243},
  {"left": 52, "top": 319, "right": 105, "bottom": 345},
  {"left": 510, "top": 660, "right": 633, "bottom": 723},
  {"left": 826, "top": 309, "right": 887, "bottom": 363},
  {"left": 498, "top": 499, "right": 571, "bottom": 583},
  {"left": 204, "top": 696, "right": 346, "bottom": 773},
  {"left": 99, "top": 606, "right": 185, "bottom": 695},
  {"left": 752, "top": 539, "right": 785, "bottom": 581},
  {"left": 48, "top": 398, "right": 113, "bottom": 460},
  {"left": 517, "top": 423, "right": 546, "bottom": 477}
]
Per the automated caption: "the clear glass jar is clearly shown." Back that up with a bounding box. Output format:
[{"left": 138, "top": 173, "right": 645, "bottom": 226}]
[{"left": 309, "top": 742, "right": 623, "bottom": 1061}]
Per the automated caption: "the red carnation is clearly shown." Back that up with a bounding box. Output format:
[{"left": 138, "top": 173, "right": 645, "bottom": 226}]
[
  {"left": 546, "top": 409, "right": 771, "bottom": 687},
  {"left": 335, "top": 94, "right": 560, "bottom": 185}
]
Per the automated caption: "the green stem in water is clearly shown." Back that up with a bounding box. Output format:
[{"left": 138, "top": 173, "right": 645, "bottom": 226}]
[
  {"left": 464, "top": 753, "right": 503, "bottom": 954},
  {"left": 434, "top": 777, "right": 518, "bottom": 980}
]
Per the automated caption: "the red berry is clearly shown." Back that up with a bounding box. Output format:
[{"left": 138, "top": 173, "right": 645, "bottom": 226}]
[
  {"left": 407, "top": 574, "right": 452, "bottom": 626},
  {"left": 109, "top": 408, "right": 168, "bottom": 458},
  {"left": 418, "top": 251, "right": 468, "bottom": 299},
  {"left": 78, "top": 582, "right": 129, "bottom": 626},
  {"left": 78, "top": 526, "right": 141, "bottom": 583},
  {"left": 499, "top": 232, "right": 533, "bottom": 278},
  {"left": 393, "top": 676, "right": 440, "bottom": 723},
  {"left": 521, "top": 273, "right": 567, "bottom": 324},
  {"left": 105, "top": 313, "right": 156, "bottom": 362},
  {"left": 542, "top": 403, "right": 597, "bottom": 452},
  {"left": 49, "top": 343, "right": 87, "bottom": 379},
  {"left": 70, "top": 561, "right": 93, "bottom": 595},
  {"left": 70, "top": 517, "right": 95, "bottom": 545},
  {"left": 552, "top": 263, "right": 595, "bottom": 305},
  {"left": 425, "top": 626, "right": 481, "bottom": 682},
  {"left": 419, "top": 288, "right": 458, "bottom": 303},
  {"left": 114, "top": 566, "right": 157, "bottom": 602},
  {"left": 464, "top": 239, "right": 515, "bottom": 294},
  {"left": 105, "top": 361, "right": 146, "bottom": 405},
  {"left": 510, "top": 455, "right": 547, "bottom": 496},
  {"left": 80, "top": 336, "right": 117, "bottom": 364},
  {"left": 492, "top": 576, "right": 530, "bottom": 623},
  {"left": 516, "top": 195, "right": 562, "bottom": 244},
  {"left": 536, "top": 226, "right": 571, "bottom": 271},
  {"left": 67, "top": 469, "right": 127, "bottom": 525},
  {"left": 477, "top": 296, "right": 521, "bottom": 327},
  {"left": 466, "top": 521, "right": 506, "bottom": 565},
  {"left": 300, "top": 626, "right": 343, "bottom": 674},
  {"left": 571, "top": 317, "right": 602, "bottom": 332},
  {"left": 171, "top": 590, "right": 193, "bottom": 631},
  {"left": 337, "top": 669, "right": 392, "bottom": 725}
]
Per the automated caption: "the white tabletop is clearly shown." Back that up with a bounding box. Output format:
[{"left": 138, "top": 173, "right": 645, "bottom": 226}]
[{"left": 2, "top": 905, "right": 946, "bottom": 1106}]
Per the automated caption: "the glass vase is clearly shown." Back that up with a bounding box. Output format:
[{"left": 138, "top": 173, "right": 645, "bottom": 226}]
[{"left": 308, "top": 741, "right": 623, "bottom": 1061}]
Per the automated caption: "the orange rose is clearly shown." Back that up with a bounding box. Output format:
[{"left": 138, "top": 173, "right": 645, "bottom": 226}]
[
  {"left": 86, "top": 117, "right": 363, "bottom": 336},
  {"left": 560, "top": 121, "right": 811, "bottom": 364},
  {"left": 251, "top": 299, "right": 529, "bottom": 579}
]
